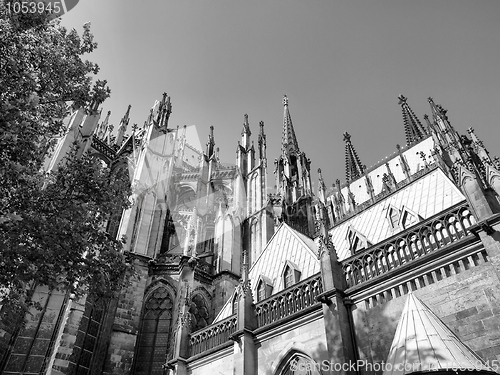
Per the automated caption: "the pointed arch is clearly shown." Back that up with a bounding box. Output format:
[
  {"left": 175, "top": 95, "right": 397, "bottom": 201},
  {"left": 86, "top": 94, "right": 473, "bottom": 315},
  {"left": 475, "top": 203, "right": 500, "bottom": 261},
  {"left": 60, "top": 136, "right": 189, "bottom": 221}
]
[
  {"left": 133, "top": 282, "right": 175, "bottom": 375},
  {"left": 190, "top": 286, "right": 213, "bottom": 332},
  {"left": 281, "top": 261, "right": 301, "bottom": 289},
  {"left": 271, "top": 343, "right": 322, "bottom": 375},
  {"left": 255, "top": 275, "right": 273, "bottom": 302}
]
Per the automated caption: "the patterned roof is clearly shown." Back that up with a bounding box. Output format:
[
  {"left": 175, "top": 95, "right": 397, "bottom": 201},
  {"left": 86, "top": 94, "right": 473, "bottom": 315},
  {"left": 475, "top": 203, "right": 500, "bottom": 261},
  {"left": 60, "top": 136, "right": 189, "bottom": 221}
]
[
  {"left": 331, "top": 168, "right": 465, "bottom": 261},
  {"left": 337, "top": 137, "right": 437, "bottom": 208},
  {"left": 384, "top": 293, "right": 494, "bottom": 375}
]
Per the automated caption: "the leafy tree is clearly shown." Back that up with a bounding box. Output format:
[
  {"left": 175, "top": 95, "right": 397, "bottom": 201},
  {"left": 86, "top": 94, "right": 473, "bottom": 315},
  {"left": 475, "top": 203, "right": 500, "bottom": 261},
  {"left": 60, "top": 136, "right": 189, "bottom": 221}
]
[{"left": 0, "top": 1, "right": 133, "bottom": 316}]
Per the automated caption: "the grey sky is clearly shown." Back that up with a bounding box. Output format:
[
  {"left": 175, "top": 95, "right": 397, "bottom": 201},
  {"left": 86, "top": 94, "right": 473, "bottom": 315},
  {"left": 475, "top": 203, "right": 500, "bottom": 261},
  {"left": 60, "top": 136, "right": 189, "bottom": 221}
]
[{"left": 61, "top": 0, "right": 500, "bottom": 191}]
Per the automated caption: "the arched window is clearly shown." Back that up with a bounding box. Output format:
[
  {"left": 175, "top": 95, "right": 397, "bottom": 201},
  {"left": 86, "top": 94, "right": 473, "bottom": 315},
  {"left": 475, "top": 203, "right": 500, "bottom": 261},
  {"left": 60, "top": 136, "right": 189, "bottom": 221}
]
[
  {"left": 189, "top": 294, "right": 210, "bottom": 332},
  {"left": 284, "top": 266, "right": 294, "bottom": 289},
  {"left": 257, "top": 280, "right": 266, "bottom": 302},
  {"left": 133, "top": 286, "right": 173, "bottom": 375},
  {"left": 275, "top": 351, "right": 321, "bottom": 375}
]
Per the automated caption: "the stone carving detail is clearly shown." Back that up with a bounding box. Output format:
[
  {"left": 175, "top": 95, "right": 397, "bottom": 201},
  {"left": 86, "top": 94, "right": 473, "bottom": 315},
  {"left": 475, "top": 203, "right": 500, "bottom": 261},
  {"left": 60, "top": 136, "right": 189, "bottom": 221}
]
[
  {"left": 177, "top": 311, "right": 192, "bottom": 328},
  {"left": 236, "top": 279, "right": 252, "bottom": 298}
]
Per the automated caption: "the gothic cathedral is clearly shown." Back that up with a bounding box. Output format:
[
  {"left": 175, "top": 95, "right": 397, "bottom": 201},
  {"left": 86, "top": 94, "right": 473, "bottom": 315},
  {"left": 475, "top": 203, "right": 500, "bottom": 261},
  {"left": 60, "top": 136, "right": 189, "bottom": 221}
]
[{"left": 2, "top": 94, "right": 500, "bottom": 375}]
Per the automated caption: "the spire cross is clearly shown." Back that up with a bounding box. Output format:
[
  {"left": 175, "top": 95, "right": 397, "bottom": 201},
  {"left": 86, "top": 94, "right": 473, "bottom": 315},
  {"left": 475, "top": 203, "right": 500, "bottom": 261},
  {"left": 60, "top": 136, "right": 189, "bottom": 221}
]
[{"left": 343, "top": 132, "right": 351, "bottom": 143}]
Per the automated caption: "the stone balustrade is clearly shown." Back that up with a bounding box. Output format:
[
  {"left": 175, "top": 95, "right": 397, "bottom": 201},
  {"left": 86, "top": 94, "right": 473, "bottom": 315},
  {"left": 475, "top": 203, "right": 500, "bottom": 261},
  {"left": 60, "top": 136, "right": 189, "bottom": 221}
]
[
  {"left": 189, "top": 314, "right": 237, "bottom": 356},
  {"left": 342, "top": 201, "right": 475, "bottom": 287},
  {"left": 255, "top": 274, "right": 323, "bottom": 328}
]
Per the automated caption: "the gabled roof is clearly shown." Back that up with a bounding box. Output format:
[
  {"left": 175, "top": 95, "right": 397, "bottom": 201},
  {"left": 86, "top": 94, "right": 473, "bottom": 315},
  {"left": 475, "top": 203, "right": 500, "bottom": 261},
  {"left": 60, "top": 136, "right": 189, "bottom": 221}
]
[
  {"left": 213, "top": 222, "right": 320, "bottom": 322},
  {"left": 383, "top": 293, "right": 494, "bottom": 375},
  {"left": 249, "top": 222, "right": 319, "bottom": 292}
]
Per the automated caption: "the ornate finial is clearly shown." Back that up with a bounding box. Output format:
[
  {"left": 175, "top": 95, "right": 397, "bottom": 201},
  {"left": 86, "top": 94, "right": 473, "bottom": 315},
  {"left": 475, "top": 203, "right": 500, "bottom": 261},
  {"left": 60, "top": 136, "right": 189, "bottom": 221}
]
[
  {"left": 398, "top": 94, "right": 407, "bottom": 105},
  {"left": 283, "top": 95, "right": 289, "bottom": 106},
  {"left": 343, "top": 132, "right": 351, "bottom": 143}
]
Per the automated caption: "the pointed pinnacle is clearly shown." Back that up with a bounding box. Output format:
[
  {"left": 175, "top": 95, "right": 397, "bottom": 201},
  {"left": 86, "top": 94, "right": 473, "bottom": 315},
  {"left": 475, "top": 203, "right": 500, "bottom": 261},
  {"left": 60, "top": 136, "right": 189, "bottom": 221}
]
[
  {"left": 282, "top": 95, "right": 300, "bottom": 155},
  {"left": 399, "top": 95, "right": 427, "bottom": 145},
  {"left": 242, "top": 113, "right": 251, "bottom": 136},
  {"left": 344, "top": 132, "right": 364, "bottom": 183}
]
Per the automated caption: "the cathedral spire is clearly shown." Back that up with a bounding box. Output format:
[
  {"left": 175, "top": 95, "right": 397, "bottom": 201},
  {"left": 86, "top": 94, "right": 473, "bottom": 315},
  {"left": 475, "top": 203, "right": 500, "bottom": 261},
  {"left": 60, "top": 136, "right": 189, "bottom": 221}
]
[
  {"left": 115, "top": 104, "right": 131, "bottom": 146},
  {"left": 344, "top": 132, "right": 364, "bottom": 183},
  {"left": 282, "top": 95, "right": 300, "bottom": 155},
  {"left": 398, "top": 95, "right": 427, "bottom": 145}
]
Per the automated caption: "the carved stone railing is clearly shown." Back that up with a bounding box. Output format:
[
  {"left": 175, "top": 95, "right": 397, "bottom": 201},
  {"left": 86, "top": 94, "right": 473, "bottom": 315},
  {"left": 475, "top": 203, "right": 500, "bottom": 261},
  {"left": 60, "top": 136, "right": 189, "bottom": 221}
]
[
  {"left": 255, "top": 274, "right": 323, "bottom": 328},
  {"left": 342, "top": 202, "right": 475, "bottom": 288},
  {"left": 189, "top": 314, "right": 237, "bottom": 356},
  {"left": 91, "top": 135, "right": 116, "bottom": 161}
]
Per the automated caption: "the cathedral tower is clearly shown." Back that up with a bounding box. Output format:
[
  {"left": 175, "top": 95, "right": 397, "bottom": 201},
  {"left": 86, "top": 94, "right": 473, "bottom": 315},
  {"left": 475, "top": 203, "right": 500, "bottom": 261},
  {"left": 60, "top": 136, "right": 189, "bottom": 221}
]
[{"left": 273, "top": 95, "right": 314, "bottom": 236}]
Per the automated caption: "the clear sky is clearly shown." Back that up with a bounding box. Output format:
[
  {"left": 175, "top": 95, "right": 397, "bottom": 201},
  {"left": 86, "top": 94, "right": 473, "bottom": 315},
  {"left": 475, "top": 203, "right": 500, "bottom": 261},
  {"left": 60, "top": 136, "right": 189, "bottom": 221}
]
[{"left": 61, "top": 0, "right": 500, "bottom": 192}]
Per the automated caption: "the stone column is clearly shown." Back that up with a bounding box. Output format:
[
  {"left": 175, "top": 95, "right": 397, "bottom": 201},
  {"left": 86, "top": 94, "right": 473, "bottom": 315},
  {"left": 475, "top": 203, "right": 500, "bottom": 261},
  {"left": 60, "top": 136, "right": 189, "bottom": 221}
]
[{"left": 231, "top": 253, "right": 257, "bottom": 375}]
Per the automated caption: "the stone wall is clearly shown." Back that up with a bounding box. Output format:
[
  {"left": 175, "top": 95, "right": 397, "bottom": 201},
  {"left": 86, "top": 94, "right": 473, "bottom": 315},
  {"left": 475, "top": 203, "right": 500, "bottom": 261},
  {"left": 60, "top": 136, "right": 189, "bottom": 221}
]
[
  {"left": 103, "top": 260, "right": 149, "bottom": 374},
  {"left": 256, "top": 315, "right": 330, "bottom": 375}
]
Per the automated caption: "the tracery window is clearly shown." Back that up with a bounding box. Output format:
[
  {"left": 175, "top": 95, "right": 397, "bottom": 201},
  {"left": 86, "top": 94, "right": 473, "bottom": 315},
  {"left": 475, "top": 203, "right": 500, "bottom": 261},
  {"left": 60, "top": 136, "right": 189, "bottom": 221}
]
[
  {"left": 134, "top": 286, "right": 173, "bottom": 375},
  {"left": 189, "top": 294, "right": 210, "bottom": 332}
]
